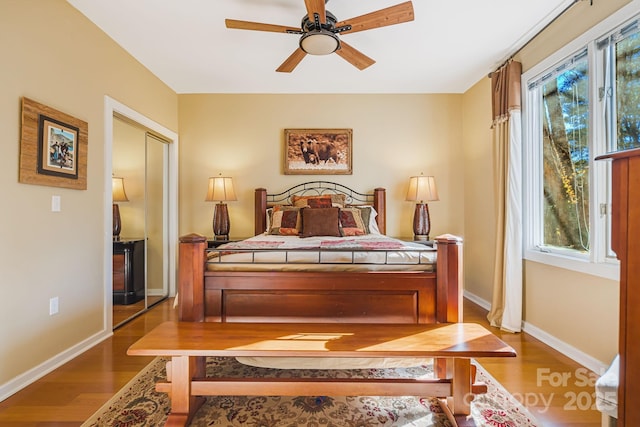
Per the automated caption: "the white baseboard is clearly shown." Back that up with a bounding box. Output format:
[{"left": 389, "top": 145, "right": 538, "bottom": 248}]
[
  {"left": 463, "top": 290, "right": 608, "bottom": 374},
  {"left": 522, "top": 321, "right": 608, "bottom": 374},
  {"left": 0, "top": 329, "right": 113, "bottom": 403},
  {"left": 463, "top": 290, "right": 491, "bottom": 311}
]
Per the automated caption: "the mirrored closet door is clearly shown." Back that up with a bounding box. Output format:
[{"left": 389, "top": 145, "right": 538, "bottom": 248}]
[
  {"left": 112, "top": 115, "right": 170, "bottom": 328},
  {"left": 145, "top": 132, "right": 170, "bottom": 308}
]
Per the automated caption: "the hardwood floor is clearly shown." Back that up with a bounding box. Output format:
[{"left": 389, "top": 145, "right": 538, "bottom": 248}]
[
  {"left": 112, "top": 294, "right": 167, "bottom": 327},
  {"left": 465, "top": 301, "right": 602, "bottom": 427},
  {"left": 0, "top": 298, "right": 603, "bottom": 426},
  {"left": 0, "top": 299, "right": 177, "bottom": 427}
]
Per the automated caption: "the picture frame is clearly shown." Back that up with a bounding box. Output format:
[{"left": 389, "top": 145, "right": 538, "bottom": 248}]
[
  {"left": 37, "top": 115, "right": 79, "bottom": 179},
  {"left": 19, "top": 97, "right": 88, "bottom": 190},
  {"left": 284, "top": 128, "right": 353, "bottom": 175}
]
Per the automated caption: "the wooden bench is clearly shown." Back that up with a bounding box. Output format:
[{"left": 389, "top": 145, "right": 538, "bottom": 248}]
[{"left": 128, "top": 321, "right": 516, "bottom": 426}]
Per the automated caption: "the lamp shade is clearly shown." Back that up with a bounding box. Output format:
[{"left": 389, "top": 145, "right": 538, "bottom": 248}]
[
  {"left": 112, "top": 177, "right": 129, "bottom": 202},
  {"left": 206, "top": 175, "right": 237, "bottom": 240},
  {"left": 205, "top": 176, "right": 237, "bottom": 202},
  {"left": 406, "top": 175, "right": 439, "bottom": 203}
]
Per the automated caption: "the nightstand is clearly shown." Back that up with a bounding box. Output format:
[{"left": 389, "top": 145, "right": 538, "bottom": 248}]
[
  {"left": 113, "top": 239, "right": 145, "bottom": 305},
  {"left": 394, "top": 237, "right": 435, "bottom": 247}
]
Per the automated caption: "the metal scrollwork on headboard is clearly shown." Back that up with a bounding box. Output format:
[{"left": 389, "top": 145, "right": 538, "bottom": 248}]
[
  {"left": 255, "top": 183, "right": 385, "bottom": 236},
  {"left": 266, "top": 181, "right": 374, "bottom": 206}
]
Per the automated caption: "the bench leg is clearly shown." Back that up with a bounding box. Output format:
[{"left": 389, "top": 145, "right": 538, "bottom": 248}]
[
  {"left": 437, "top": 358, "right": 486, "bottom": 408},
  {"left": 434, "top": 357, "right": 448, "bottom": 379},
  {"left": 452, "top": 358, "right": 472, "bottom": 414},
  {"left": 166, "top": 355, "right": 204, "bottom": 427},
  {"left": 434, "top": 357, "right": 476, "bottom": 424}
]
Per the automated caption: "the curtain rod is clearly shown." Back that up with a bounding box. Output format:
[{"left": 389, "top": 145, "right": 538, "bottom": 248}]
[{"left": 488, "top": 0, "right": 590, "bottom": 77}]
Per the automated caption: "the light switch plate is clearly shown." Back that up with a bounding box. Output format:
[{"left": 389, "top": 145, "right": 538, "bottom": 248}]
[
  {"left": 49, "top": 297, "right": 59, "bottom": 315},
  {"left": 51, "top": 195, "right": 61, "bottom": 212}
]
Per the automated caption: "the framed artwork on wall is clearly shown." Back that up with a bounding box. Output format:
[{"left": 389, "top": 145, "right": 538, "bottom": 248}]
[
  {"left": 284, "top": 128, "right": 352, "bottom": 175},
  {"left": 19, "top": 97, "right": 88, "bottom": 190},
  {"left": 37, "top": 115, "right": 79, "bottom": 179}
]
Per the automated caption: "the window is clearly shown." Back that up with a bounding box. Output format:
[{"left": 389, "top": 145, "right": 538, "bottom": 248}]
[
  {"left": 522, "top": 7, "right": 640, "bottom": 279},
  {"left": 599, "top": 20, "right": 640, "bottom": 152},
  {"left": 526, "top": 49, "right": 592, "bottom": 260},
  {"left": 539, "top": 50, "right": 590, "bottom": 253}
]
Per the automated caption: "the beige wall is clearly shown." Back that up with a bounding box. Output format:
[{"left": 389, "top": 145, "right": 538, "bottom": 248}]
[
  {"left": 178, "top": 94, "right": 465, "bottom": 240},
  {"left": 524, "top": 262, "right": 618, "bottom": 362},
  {"left": 461, "top": 78, "right": 496, "bottom": 303},
  {"left": 0, "top": 0, "right": 177, "bottom": 392}
]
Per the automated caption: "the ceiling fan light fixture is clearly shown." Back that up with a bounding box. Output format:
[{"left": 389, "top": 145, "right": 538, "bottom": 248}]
[{"left": 300, "top": 29, "right": 339, "bottom": 55}]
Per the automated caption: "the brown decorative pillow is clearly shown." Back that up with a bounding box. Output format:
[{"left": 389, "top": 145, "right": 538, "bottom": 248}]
[
  {"left": 292, "top": 194, "right": 346, "bottom": 208},
  {"left": 301, "top": 207, "right": 341, "bottom": 237},
  {"left": 268, "top": 206, "right": 302, "bottom": 235},
  {"left": 339, "top": 207, "right": 367, "bottom": 236},
  {"left": 307, "top": 197, "right": 333, "bottom": 208}
]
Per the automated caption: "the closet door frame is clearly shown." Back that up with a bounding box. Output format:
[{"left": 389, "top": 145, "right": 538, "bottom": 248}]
[{"left": 103, "top": 96, "right": 178, "bottom": 330}]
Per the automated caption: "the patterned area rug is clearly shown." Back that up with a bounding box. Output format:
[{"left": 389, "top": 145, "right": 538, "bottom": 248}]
[{"left": 82, "top": 357, "right": 538, "bottom": 427}]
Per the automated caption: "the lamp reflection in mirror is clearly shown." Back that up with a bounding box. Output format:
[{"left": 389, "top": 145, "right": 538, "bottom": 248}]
[
  {"left": 205, "top": 175, "right": 237, "bottom": 240},
  {"left": 112, "top": 177, "right": 129, "bottom": 241},
  {"left": 405, "top": 174, "right": 439, "bottom": 241}
]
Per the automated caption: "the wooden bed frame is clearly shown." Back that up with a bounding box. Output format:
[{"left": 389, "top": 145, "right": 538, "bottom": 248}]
[{"left": 177, "top": 183, "right": 463, "bottom": 325}]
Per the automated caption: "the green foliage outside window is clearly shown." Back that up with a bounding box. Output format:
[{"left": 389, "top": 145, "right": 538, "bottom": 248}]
[
  {"left": 541, "top": 60, "right": 590, "bottom": 252},
  {"left": 616, "top": 32, "right": 640, "bottom": 151},
  {"left": 526, "top": 16, "right": 640, "bottom": 262}
]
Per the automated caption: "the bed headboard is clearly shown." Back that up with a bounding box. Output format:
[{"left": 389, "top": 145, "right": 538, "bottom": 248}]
[{"left": 254, "top": 181, "right": 386, "bottom": 235}]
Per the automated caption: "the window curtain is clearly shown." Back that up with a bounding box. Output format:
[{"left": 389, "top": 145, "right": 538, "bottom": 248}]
[{"left": 487, "top": 60, "right": 523, "bottom": 333}]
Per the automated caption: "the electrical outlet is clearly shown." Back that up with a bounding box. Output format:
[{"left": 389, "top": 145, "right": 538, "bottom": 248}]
[{"left": 49, "top": 297, "right": 59, "bottom": 315}]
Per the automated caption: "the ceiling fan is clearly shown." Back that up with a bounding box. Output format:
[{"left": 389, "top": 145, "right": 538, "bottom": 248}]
[{"left": 225, "top": 0, "right": 414, "bottom": 72}]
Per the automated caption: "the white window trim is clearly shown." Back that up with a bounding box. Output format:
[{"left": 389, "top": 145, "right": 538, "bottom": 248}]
[
  {"left": 525, "top": 251, "right": 619, "bottom": 280},
  {"left": 520, "top": 1, "right": 640, "bottom": 281}
]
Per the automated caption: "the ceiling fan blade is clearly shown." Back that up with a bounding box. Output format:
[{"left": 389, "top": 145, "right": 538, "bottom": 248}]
[
  {"left": 276, "top": 48, "right": 307, "bottom": 73},
  {"left": 335, "top": 41, "right": 375, "bottom": 70},
  {"left": 304, "top": 0, "right": 326, "bottom": 24},
  {"left": 336, "top": 1, "right": 414, "bottom": 35},
  {"left": 225, "top": 19, "right": 300, "bottom": 34}
]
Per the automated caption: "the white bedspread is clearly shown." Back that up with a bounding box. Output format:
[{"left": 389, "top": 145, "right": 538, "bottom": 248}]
[{"left": 206, "top": 234, "right": 436, "bottom": 272}]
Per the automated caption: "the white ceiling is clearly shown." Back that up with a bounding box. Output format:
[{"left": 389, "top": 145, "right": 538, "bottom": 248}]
[{"left": 66, "top": 0, "right": 572, "bottom": 94}]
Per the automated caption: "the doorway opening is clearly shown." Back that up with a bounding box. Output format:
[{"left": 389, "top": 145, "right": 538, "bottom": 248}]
[{"left": 104, "top": 97, "right": 178, "bottom": 330}]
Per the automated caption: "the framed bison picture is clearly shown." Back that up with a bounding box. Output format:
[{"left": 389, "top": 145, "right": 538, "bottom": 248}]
[{"left": 283, "top": 128, "right": 352, "bottom": 175}]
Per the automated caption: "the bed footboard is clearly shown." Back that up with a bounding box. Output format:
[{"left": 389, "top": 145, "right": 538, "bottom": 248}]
[
  {"left": 178, "top": 233, "right": 207, "bottom": 322},
  {"left": 436, "top": 234, "right": 463, "bottom": 323},
  {"left": 177, "top": 234, "right": 462, "bottom": 324}
]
